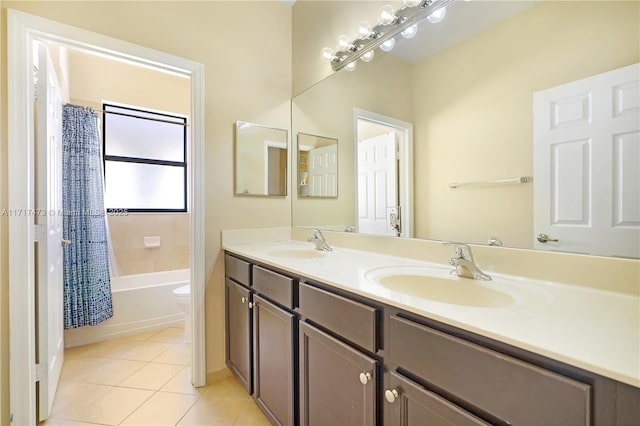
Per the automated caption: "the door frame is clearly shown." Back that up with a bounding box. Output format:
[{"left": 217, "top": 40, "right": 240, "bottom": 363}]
[
  {"left": 8, "top": 9, "right": 206, "bottom": 425},
  {"left": 263, "top": 140, "right": 287, "bottom": 195},
  {"left": 353, "top": 108, "right": 414, "bottom": 238}
]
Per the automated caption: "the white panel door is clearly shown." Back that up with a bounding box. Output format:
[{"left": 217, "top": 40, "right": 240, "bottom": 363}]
[
  {"left": 357, "top": 132, "right": 398, "bottom": 236},
  {"left": 35, "top": 43, "right": 65, "bottom": 421},
  {"left": 534, "top": 63, "right": 640, "bottom": 258},
  {"left": 308, "top": 144, "right": 338, "bottom": 197}
]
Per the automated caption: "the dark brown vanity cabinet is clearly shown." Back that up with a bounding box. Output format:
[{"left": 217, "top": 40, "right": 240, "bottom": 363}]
[
  {"left": 298, "top": 282, "right": 380, "bottom": 426},
  {"left": 225, "top": 254, "right": 253, "bottom": 394},
  {"left": 225, "top": 254, "right": 297, "bottom": 426},
  {"left": 224, "top": 252, "right": 639, "bottom": 426},
  {"left": 225, "top": 277, "right": 252, "bottom": 393},
  {"left": 299, "top": 321, "right": 378, "bottom": 426},
  {"left": 253, "top": 293, "right": 296, "bottom": 426},
  {"left": 386, "top": 315, "right": 591, "bottom": 426}
]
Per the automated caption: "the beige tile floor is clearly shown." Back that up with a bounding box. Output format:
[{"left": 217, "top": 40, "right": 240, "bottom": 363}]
[{"left": 40, "top": 326, "right": 270, "bottom": 426}]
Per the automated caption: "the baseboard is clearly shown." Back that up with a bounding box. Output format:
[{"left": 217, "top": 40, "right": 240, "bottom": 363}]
[{"left": 64, "top": 314, "right": 184, "bottom": 348}]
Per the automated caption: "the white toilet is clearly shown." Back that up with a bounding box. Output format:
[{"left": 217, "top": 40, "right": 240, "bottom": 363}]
[{"left": 172, "top": 284, "right": 191, "bottom": 343}]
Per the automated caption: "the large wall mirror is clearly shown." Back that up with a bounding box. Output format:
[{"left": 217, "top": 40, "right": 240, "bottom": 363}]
[
  {"left": 291, "top": 1, "right": 640, "bottom": 258},
  {"left": 235, "top": 121, "right": 288, "bottom": 196}
]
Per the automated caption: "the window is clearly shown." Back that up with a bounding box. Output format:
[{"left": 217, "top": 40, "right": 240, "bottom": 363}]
[{"left": 103, "top": 103, "right": 187, "bottom": 212}]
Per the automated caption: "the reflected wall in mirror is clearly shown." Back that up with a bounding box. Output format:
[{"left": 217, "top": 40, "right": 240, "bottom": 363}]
[
  {"left": 235, "top": 121, "right": 288, "bottom": 196},
  {"left": 291, "top": 1, "right": 640, "bottom": 257},
  {"left": 297, "top": 133, "right": 338, "bottom": 198}
]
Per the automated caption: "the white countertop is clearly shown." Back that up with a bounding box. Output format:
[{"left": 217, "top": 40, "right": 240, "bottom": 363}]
[{"left": 223, "top": 239, "right": 640, "bottom": 388}]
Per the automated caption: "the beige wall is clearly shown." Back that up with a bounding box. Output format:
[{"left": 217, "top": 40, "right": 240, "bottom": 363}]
[
  {"left": 67, "top": 49, "right": 192, "bottom": 275},
  {"left": 413, "top": 0, "right": 640, "bottom": 247},
  {"left": 1, "top": 2, "right": 292, "bottom": 418}
]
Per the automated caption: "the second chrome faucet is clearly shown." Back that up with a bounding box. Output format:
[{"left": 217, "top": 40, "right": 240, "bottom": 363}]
[{"left": 444, "top": 242, "right": 491, "bottom": 281}]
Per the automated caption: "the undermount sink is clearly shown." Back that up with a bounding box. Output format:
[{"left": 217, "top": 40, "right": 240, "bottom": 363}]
[
  {"left": 365, "top": 266, "right": 517, "bottom": 308},
  {"left": 268, "top": 248, "right": 327, "bottom": 259}
]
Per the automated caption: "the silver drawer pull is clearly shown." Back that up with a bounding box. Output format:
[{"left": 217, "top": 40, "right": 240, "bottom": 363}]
[
  {"left": 385, "top": 389, "right": 400, "bottom": 403},
  {"left": 359, "top": 372, "right": 372, "bottom": 385}
]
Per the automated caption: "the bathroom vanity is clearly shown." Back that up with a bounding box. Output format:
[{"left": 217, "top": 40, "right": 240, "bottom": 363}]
[{"left": 223, "top": 239, "right": 639, "bottom": 426}]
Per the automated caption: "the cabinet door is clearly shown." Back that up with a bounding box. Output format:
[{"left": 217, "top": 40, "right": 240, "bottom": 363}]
[
  {"left": 299, "top": 321, "right": 378, "bottom": 426},
  {"left": 384, "top": 372, "right": 489, "bottom": 426},
  {"left": 253, "top": 295, "right": 296, "bottom": 426},
  {"left": 225, "top": 278, "right": 252, "bottom": 393}
]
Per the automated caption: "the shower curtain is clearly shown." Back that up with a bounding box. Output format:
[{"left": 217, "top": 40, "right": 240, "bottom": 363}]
[{"left": 62, "top": 104, "right": 113, "bottom": 329}]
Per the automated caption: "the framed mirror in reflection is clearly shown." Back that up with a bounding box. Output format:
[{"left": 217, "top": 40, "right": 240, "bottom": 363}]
[
  {"left": 291, "top": 1, "right": 640, "bottom": 258},
  {"left": 235, "top": 121, "right": 288, "bottom": 196},
  {"left": 297, "top": 132, "right": 338, "bottom": 198}
]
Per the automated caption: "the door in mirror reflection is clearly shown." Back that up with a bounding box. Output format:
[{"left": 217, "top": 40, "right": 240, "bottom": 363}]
[
  {"left": 357, "top": 131, "right": 398, "bottom": 236},
  {"left": 235, "top": 121, "right": 288, "bottom": 196},
  {"left": 298, "top": 133, "right": 338, "bottom": 198},
  {"left": 533, "top": 63, "right": 640, "bottom": 258}
]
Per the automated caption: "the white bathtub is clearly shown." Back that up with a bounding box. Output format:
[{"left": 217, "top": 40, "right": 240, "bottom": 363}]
[{"left": 64, "top": 269, "right": 190, "bottom": 348}]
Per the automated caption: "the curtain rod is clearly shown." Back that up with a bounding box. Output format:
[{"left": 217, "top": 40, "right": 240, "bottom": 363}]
[{"left": 65, "top": 104, "right": 188, "bottom": 127}]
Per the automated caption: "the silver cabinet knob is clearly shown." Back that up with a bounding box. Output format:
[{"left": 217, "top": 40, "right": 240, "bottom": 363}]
[
  {"left": 241, "top": 297, "right": 246, "bottom": 304},
  {"left": 359, "top": 372, "right": 372, "bottom": 385},
  {"left": 61, "top": 239, "right": 71, "bottom": 246},
  {"left": 537, "top": 233, "right": 559, "bottom": 243},
  {"left": 249, "top": 302, "right": 254, "bottom": 309},
  {"left": 385, "top": 389, "right": 400, "bottom": 403}
]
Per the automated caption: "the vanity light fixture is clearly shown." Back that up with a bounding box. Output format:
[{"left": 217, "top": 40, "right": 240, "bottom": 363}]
[{"left": 320, "top": 0, "right": 454, "bottom": 72}]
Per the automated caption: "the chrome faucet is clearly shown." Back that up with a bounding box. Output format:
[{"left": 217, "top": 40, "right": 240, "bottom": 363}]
[
  {"left": 308, "top": 229, "right": 333, "bottom": 251},
  {"left": 444, "top": 242, "right": 491, "bottom": 280}
]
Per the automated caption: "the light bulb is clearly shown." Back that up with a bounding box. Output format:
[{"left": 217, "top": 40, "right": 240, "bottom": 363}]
[
  {"left": 379, "top": 5, "right": 396, "bottom": 24},
  {"left": 360, "top": 50, "right": 375, "bottom": 63},
  {"left": 344, "top": 61, "right": 357, "bottom": 72},
  {"left": 427, "top": 7, "right": 446, "bottom": 23},
  {"left": 337, "top": 35, "right": 352, "bottom": 50},
  {"left": 379, "top": 38, "right": 395, "bottom": 52},
  {"left": 320, "top": 47, "right": 335, "bottom": 61},
  {"left": 403, "top": 0, "right": 422, "bottom": 6},
  {"left": 401, "top": 24, "right": 418, "bottom": 39},
  {"left": 357, "top": 21, "right": 372, "bottom": 38}
]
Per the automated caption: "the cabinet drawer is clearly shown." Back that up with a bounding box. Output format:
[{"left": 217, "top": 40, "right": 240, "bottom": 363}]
[
  {"left": 299, "top": 282, "right": 378, "bottom": 352},
  {"left": 389, "top": 315, "right": 591, "bottom": 426},
  {"left": 252, "top": 265, "right": 294, "bottom": 309},
  {"left": 225, "top": 254, "right": 251, "bottom": 287}
]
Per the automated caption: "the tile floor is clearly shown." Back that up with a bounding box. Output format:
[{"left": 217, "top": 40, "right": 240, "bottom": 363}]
[{"left": 40, "top": 326, "right": 270, "bottom": 426}]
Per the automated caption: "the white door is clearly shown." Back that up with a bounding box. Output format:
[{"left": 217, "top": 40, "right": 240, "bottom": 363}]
[
  {"left": 357, "top": 132, "right": 398, "bottom": 236},
  {"left": 35, "top": 43, "right": 65, "bottom": 421},
  {"left": 308, "top": 144, "right": 338, "bottom": 197},
  {"left": 533, "top": 63, "right": 640, "bottom": 258}
]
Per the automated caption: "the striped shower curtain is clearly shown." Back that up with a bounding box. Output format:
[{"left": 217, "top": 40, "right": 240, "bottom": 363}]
[{"left": 62, "top": 104, "right": 113, "bottom": 329}]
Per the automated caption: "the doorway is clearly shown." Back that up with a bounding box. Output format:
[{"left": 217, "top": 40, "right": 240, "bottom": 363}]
[
  {"left": 8, "top": 10, "right": 205, "bottom": 425},
  {"left": 354, "top": 108, "right": 414, "bottom": 238}
]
